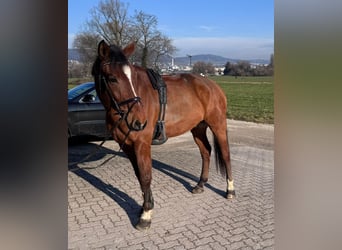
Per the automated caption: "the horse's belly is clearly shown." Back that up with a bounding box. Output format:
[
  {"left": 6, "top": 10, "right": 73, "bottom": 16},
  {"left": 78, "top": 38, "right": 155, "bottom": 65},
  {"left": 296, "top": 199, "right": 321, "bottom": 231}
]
[
  {"left": 164, "top": 112, "right": 203, "bottom": 137},
  {"left": 163, "top": 79, "right": 209, "bottom": 137}
]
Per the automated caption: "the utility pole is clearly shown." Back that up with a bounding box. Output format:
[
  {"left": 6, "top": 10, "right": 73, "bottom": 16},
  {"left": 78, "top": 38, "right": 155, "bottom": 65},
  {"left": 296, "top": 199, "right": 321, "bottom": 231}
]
[{"left": 187, "top": 54, "right": 192, "bottom": 67}]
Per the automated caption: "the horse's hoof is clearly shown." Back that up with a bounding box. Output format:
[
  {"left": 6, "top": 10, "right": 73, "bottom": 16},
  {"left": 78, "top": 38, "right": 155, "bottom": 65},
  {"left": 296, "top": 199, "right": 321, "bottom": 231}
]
[
  {"left": 227, "top": 190, "right": 236, "bottom": 199},
  {"left": 192, "top": 185, "right": 204, "bottom": 194},
  {"left": 135, "top": 219, "right": 151, "bottom": 231}
]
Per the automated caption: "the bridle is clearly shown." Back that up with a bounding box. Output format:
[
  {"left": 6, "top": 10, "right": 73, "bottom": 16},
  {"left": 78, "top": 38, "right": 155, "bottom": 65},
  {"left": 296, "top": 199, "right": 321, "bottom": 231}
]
[
  {"left": 68, "top": 60, "right": 146, "bottom": 171},
  {"left": 99, "top": 61, "right": 146, "bottom": 132}
]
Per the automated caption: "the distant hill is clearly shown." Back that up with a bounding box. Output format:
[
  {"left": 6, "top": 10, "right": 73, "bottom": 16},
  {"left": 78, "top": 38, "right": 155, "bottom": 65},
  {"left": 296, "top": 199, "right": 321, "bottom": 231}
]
[
  {"left": 160, "top": 54, "right": 269, "bottom": 67},
  {"left": 170, "top": 54, "right": 232, "bottom": 66},
  {"left": 169, "top": 54, "right": 269, "bottom": 66},
  {"left": 68, "top": 49, "right": 269, "bottom": 66},
  {"left": 68, "top": 49, "right": 81, "bottom": 61}
]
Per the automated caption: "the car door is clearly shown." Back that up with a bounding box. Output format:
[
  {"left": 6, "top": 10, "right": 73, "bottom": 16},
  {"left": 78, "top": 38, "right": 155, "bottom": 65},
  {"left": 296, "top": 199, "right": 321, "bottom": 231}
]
[{"left": 75, "top": 89, "right": 107, "bottom": 137}]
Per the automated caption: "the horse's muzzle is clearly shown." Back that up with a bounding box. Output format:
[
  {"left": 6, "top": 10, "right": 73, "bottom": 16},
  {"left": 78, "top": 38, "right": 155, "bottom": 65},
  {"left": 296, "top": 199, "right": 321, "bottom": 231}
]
[{"left": 131, "top": 119, "right": 147, "bottom": 131}]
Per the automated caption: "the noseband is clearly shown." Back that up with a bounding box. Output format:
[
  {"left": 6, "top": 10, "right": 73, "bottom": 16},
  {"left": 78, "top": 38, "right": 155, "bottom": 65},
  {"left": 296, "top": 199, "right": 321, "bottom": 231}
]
[
  {"left": 98, "top": 64, "right": 145, "bottom": 131},
  {"left": 101, "top": 73, "right": 141, "bottom": 116}
]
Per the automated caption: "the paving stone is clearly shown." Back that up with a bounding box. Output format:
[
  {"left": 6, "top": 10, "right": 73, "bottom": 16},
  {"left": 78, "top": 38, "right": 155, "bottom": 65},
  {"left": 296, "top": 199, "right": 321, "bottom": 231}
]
[{"left": 68, "top": 120, "right": 274, "bottom": 249}]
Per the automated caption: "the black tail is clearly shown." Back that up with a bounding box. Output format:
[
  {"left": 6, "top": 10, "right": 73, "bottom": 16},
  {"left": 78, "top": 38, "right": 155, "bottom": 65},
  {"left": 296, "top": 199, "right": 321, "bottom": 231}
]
[{"left": 213, "top": 134, "right": 227, "bottom": 177}]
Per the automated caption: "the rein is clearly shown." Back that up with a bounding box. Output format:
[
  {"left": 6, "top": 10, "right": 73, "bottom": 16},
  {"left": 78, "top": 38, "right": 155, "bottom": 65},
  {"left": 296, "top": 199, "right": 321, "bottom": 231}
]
[
  {"left": 68, "top": 117, "right": 132, "bottom": 172},
  {"left": 99, "top": 62, "right": 145, "bottom": 132},
  {"left": 68, "top": 61, "right": 144, "bottom": 171}
]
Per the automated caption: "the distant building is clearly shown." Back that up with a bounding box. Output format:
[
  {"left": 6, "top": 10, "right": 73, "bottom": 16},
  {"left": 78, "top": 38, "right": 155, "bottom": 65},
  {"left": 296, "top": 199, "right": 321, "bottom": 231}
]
[{"left": 214, "top": 67, "right": 225, "bottom": 75}]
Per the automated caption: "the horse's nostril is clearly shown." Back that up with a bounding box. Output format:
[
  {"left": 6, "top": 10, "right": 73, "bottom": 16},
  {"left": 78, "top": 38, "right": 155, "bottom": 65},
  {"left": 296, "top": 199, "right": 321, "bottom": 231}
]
[
  {"left": 132, "top": 120, "right": 147, "bottom": 131},
  {"left": 134, "top": 120, "right": 141, "bottom": 129}
]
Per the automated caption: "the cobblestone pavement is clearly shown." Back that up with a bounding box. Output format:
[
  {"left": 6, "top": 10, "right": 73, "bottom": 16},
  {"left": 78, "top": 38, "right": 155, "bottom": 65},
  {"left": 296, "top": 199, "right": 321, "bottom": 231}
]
[{"left": 68, "top": 120, "right": 274, "bottom": 249}]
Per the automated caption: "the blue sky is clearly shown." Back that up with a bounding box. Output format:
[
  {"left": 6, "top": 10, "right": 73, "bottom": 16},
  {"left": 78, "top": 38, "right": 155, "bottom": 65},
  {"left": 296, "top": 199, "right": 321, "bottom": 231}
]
[{"left": 68, "top": 0, "right": 274, "bottom": 60}]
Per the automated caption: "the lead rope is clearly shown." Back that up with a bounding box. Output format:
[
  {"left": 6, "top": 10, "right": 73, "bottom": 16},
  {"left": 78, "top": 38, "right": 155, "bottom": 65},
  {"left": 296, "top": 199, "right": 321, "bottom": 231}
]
[
  {"left": 68, "top": 116, "right": 131, "bottom": 172},
  {"left": 68, "top": 69, "right": 127, "bottom": 172},
  {"left": 68, "top": 63, "right": 137, "bottom": 171}
]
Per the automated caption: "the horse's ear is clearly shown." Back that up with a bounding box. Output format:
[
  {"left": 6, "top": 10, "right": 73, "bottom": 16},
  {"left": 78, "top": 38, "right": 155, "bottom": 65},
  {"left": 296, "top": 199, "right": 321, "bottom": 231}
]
[
  {"left": 122, "top": 42, "right": 135, "bottom": 58},
  {"left": 98, "top": 40, "right": 110, "bottom": 60}
]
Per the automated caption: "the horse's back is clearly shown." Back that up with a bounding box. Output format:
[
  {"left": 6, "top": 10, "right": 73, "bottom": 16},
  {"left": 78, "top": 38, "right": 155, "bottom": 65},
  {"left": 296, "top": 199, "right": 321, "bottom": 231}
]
[{"left": 163, "top": 73, "right": 226, "bottom": 111}]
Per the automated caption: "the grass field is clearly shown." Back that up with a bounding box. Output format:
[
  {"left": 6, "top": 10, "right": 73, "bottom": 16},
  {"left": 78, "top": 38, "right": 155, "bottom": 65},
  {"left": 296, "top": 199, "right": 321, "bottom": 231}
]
[
  {"left": 68, "top": 75, "right": 274, "bottom": 124},
  {"left": 209, "top": 76, "right": 274, "bottom": 124}
]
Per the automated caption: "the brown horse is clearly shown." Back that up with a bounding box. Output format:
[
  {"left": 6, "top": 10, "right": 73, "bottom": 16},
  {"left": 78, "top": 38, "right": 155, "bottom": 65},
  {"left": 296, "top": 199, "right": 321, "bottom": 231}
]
[{"left": 92, "top": 40, "right": 235, "bottom": 230}]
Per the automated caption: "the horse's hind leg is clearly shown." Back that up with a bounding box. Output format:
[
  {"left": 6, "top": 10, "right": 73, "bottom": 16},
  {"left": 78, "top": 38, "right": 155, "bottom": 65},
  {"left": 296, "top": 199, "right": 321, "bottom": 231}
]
[
  {"left": 191, "top": 121, "right": 212, "bottom": 194},
  {"left": 210, "top": 121, "right": 236, "bottom": 199}
]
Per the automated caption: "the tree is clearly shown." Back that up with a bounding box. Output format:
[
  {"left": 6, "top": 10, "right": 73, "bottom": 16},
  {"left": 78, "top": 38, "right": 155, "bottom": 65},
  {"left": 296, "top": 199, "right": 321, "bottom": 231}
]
[
  {"left": 72, "top": 32, "right": 101, "bottom": 76},
  {"left": 68, "top": 61, "right": 83, "bottom": 78},
  {"left": 236, "top": 61, "right": 252, "bottom": 76},
  {"left": 72, "top": 0, "right": 176, "bottom": 75},
  {"left": 267, "top": 53, "right": 274, "bottom": 76},
  {"left": 269, "top": 53, "right": 274, "bottom": 68},
  {"left": 224, "top": 57, "right": 274, "bottom": 77},
  {"left": 86, "top": 0, "right": 131, "bottom": 46},
  {"left": 223, "top": 62, "right": 232, "bottom": 75},
  {"left": 223, "top": 61, "right": 252, "bottom": 76},
  {"left": 148, "top": 34, "right": 176, "bottom": 70},
  {"left": 132, "top": 11, "right": 158, "bottom": 68},
  {"left": 131, "top": 11, "right": 176, "bottom": 68},
  {"left": 192, "top": 61, "right": 215, "bottom": 75}
]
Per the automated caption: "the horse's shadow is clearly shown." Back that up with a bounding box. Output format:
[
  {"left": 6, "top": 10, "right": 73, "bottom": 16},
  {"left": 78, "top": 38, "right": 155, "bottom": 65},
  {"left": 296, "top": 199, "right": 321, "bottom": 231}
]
[
  {"left": 68, "top": 140, "right": 120, "bottom": 165},
  {"left": 151, "top": 159, "right": 226, "bottom": 197},
  {"left": 68, "top": 142, "right": 226, "bottom": 228},
  {"left": 68, "top": 142, "right": 141, "bottom": 227},
  {"left": 69, "top": 165, "right": 141, "bottom": 227}
]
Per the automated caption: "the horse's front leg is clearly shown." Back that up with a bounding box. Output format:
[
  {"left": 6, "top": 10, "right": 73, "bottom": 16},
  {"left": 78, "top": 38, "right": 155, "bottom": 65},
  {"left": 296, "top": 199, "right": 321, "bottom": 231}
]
[{"left": 134, "top": 142, "right": 154, "bottom": 231}]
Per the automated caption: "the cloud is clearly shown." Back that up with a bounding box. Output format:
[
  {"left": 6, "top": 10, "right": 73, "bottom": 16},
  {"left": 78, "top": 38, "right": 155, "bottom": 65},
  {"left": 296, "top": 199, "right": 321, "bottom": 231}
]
[
  {"left": 68, "top": 32, "right": 273, "bottom": 60},
  {"left": 198, "top": 25, "right": 217, "bottom": 32},
  {"left": 172, "top": 36, "right": 274, "bottom": 59},
  {"left": 68, "top": 33, "right": 76, "bottom": 48}
]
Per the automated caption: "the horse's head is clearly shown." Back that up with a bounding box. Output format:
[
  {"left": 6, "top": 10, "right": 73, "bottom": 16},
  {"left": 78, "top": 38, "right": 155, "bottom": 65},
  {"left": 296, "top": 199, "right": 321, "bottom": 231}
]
[{"left": 92, "top": 40, "right": 147, "bottom": 131}]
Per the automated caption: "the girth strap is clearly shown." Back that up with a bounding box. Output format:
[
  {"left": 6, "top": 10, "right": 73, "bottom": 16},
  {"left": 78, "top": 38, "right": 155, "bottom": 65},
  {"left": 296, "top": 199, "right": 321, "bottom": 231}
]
[{"left": 146, "top": 69, "right": 168, "bottom": 145}]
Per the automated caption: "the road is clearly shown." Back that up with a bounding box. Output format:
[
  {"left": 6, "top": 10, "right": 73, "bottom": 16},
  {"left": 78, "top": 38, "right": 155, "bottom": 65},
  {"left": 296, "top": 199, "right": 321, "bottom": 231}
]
[{"left": 68, "top": 119, "right": 274, "bottom": 249}]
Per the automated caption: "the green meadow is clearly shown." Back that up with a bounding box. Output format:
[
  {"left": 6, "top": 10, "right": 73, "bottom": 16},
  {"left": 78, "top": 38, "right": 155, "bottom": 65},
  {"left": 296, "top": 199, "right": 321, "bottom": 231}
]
[
  {"left": 68, "top": 75, "right": 274, "bottom": 124},
  {"left": 210, "top": 76, "right": 274, "bottom": 124}
]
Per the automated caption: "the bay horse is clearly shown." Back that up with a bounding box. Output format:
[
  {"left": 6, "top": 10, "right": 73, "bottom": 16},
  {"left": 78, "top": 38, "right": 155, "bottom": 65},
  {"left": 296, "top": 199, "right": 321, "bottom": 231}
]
[{"left": 92, "top": 40, "right": 235, "bottom": 230}]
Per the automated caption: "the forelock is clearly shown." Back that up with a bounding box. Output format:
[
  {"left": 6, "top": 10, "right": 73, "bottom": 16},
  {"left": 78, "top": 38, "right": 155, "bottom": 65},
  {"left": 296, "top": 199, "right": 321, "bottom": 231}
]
[{"left": 109, "top": 45, "right": 128, "bottom": 64}]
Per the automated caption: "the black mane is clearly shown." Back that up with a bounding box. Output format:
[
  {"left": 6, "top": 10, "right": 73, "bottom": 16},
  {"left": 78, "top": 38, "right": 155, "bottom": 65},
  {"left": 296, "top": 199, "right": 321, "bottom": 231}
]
[{"left": 91, "top": 57, "right": 101, "bottom": 76}]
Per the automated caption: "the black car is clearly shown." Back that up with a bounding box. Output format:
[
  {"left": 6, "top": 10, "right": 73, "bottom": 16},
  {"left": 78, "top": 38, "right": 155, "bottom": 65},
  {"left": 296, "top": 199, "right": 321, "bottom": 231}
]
[{"left": 68, "top": 82, "right": 107, "bottom": 139}]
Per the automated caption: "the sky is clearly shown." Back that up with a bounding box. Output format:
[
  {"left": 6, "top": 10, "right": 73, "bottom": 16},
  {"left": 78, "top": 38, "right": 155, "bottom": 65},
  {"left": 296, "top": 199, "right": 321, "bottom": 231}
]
[{"left": 68, "top": 0, "right": 274, "bottom": 60}]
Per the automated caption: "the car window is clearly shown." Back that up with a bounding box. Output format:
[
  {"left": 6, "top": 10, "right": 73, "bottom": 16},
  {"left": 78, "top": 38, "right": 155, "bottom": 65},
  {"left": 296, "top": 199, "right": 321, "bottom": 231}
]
[
  {"left": 90, "top": 89, "right": 100, "bottom": 102},
  {"left": 68, "top": 83, "right": 93, "bottom": 100},
  {"left": 79, "top": 89, "right": 101, "bottom": 103}
]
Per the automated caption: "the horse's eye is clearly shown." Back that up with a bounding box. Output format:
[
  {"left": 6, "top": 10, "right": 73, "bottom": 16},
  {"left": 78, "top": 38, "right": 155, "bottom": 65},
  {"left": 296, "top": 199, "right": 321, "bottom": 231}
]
[{"left": 108, "top": 76, "right": 117, "bottom": 83}]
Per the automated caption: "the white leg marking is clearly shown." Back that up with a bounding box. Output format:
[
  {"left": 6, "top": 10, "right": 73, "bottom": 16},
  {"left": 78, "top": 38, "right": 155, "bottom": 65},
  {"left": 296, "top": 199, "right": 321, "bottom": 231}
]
[
  {"left": 227, "top": 179, "right": 234, "bottom": 191},
  {"left": 141, "top": 210, "right": 153, "bottom": 221},
  {"left": 122, "top": 65, "right": 138, "bottom": 97}
]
